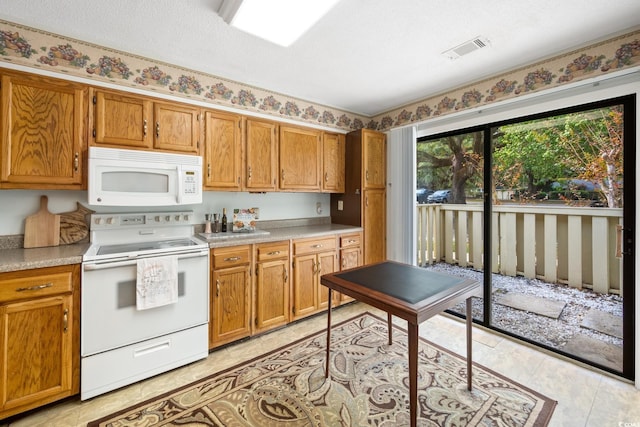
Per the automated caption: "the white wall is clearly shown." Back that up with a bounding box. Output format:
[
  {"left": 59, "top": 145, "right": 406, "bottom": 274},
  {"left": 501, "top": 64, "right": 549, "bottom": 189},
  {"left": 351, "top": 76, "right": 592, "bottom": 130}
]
[
  {"left": 387, "top": 68, "right": 640, "bottom": 387},
  {"left": 0, "top": 190, "right": 330, "bottom": 235}
]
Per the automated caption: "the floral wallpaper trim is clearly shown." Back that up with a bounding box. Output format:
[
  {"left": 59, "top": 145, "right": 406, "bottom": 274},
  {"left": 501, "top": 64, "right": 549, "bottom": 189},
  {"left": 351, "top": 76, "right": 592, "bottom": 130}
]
[
  {"left": 0, "top": 20, "right": 369, "bottom": 132},
  {"left": 373, "top": 30, "right": 640, "bottom": 131},
  {"left": 0, "top": 20, "right": 638, "bottom": 133}
]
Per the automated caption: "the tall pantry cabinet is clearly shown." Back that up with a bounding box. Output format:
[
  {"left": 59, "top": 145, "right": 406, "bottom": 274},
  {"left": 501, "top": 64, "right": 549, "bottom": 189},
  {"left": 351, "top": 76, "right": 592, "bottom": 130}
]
[{"left": 331, "top": 129, "right": 386, "bottom": 265}]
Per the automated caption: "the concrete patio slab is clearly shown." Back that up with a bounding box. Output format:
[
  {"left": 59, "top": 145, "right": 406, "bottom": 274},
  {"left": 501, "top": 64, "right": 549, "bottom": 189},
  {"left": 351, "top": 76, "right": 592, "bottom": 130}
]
[
  {"left": 561, "top": 334, "right": 623, "bottom": 371},
  {"left": 494, "top": 292, "right": 566, "bottom": 319},
  {"left": 580, "top": 310, "right": 623, "bottom": 339}
]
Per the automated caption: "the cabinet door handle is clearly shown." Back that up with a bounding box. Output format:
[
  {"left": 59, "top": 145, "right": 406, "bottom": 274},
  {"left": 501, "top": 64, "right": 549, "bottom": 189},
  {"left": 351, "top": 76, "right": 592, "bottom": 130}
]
[
  {"left": 366, "top": 170, "right": 369, "bottom": 181},
  {"left": 156, "top": 121, "right": 160, "bottom": 138},
  {"left": 63, "top": 308, "right": 69, "bottom": 333},
  {"left": 342, "top": 258, "right": 346, "bottom": 268},
  {"left": 267, "top": 251, "right": 281, "bottom": 256},
  {"left": 283, "top": 266, "right": 288, "bottom": 282},
  {"left": 281, "top": 169, "right": 285, "bottom": 181},
  {"left": 317, "top": 261, "right": 321, "bottom": 274},
  {"left": 143, "top": 119, "right": 148, "bottom": 137},
  {"left": 216, "top": 279, "right": 220, "bottom": 297},
  {"left": 248, "top": 166, "right": 252, "bottom": 179},
  {"left": 16, "top": 282, "right": 53, "bottom": 292},
  {"left": 366, "top": 196, "right": 369, "bottom": 207},
  {"left": 324, "top": 172, "right": 328, "bottom": 182},
  {"left": 207, "top": 163, "right": 211, "bottom": 178},
  {"left": 74, "top": 152, "right": 79, "bottom": 172}
]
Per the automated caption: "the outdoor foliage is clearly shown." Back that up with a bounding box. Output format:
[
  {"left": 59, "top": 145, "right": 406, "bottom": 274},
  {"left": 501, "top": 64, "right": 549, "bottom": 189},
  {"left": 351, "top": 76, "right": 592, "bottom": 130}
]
[{"left": 417, "top": 105, "right": 624, "bottom": 207}]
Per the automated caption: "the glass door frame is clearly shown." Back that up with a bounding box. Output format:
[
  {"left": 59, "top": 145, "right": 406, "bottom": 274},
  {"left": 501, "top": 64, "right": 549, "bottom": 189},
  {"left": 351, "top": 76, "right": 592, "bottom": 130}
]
[{"left": 418, "top": 94, "right": 635, "bottom": 380}]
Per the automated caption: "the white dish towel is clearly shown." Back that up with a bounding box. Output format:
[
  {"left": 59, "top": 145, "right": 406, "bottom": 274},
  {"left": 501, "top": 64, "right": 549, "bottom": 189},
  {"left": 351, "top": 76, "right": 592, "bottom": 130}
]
[{"left": 136, "top": 256, "right": 178, "bottom": 310}]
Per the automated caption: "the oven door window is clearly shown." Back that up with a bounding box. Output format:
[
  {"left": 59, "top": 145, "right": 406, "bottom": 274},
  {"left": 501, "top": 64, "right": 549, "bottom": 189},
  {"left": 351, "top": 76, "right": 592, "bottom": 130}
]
[{"left": 81, "top": 254, "right": 208, "bottom": 356}]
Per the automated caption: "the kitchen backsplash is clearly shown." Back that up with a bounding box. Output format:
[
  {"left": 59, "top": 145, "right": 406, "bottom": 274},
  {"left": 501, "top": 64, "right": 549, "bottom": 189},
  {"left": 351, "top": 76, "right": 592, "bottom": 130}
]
[{"left": 0, "top": 190, "right": 331, "bottom": 237}]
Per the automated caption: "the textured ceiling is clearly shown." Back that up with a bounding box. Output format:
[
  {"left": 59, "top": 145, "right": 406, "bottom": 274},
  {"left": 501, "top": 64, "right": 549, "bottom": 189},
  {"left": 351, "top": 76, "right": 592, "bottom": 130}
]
[{"left": 0, "top": 0, "right": 639, "bottom": 116}]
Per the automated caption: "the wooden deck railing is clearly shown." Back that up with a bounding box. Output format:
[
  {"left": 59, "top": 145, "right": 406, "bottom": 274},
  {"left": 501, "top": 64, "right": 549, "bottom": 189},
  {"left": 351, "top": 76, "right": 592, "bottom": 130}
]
[{"left": 416, "top": 203, "right": 624, "bottom": 295}]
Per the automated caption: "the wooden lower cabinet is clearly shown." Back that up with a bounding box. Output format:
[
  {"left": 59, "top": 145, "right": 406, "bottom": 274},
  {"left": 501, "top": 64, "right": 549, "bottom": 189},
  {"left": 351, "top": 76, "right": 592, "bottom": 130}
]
[
  {"left": 338, "top": 232, "right": 363, "bottom": 302},
  {"left": 253, "top": 241, "right": 290, "bottom": 333},
  {"left": 291, "top": 236, "right": 338, "bottom": 321},
  {"left": 0, "top": 264, "right": 79, "bottom": 419},
  {"left": 209, "top": 246, "right": 251, "bottom": 349}
]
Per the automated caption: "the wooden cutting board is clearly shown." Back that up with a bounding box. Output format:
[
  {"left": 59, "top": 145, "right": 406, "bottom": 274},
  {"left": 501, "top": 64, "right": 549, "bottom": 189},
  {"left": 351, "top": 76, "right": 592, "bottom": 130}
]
[
  {"left": 24, "top": 195, "right": 60, "bottom": 248},
  {"left": 59, "top": 202, "right": 94, "bottom": 245}
]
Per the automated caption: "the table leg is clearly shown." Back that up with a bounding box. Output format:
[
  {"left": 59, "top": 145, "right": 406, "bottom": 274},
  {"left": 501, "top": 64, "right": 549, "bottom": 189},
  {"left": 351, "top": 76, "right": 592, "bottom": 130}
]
[
  {"left": 466, "top": 297, "right": 473, "bottom": 391},
  {"left": 408, "top": 322, "right": 418, "bottom": 427},
  {"left": 387, "top": 312, "right": 393, "bottom": 345},
  {"left": 325, "top": 288, "right": 333, "bottom": 379}
]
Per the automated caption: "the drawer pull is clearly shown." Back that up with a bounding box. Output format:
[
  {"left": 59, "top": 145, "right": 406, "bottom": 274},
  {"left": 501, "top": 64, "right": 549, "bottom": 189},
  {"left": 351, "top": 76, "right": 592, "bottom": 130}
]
[
  {"left": 347, "top": 239, "right": 357, "bottom": 243},
  {"left": 63, "top": 309, "right": 69, "bottom": 333},
  {"left": 267, "top": 251, "right": 281, "bottom": 256},
  {"left": 311, "top": 244, "right": 323, "bottom": 249},
  {"left": 224, "top": 256, "right": 241, "bottom": 262},
  {"left": 16, "top": 282, "right": 53, "bottom": 292}
]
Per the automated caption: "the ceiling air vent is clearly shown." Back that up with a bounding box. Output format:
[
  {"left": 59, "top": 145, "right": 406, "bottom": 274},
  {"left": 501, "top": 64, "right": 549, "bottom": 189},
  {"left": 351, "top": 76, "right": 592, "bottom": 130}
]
[{"left": 442, "top": 36, "right": 490, "bottom": 60}]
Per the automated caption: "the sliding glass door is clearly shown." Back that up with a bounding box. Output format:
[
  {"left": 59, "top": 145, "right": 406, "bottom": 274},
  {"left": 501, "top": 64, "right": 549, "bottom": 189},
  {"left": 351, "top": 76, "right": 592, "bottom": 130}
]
[{"left": 417, "top": 95, "right": 635, "bottom": 379}]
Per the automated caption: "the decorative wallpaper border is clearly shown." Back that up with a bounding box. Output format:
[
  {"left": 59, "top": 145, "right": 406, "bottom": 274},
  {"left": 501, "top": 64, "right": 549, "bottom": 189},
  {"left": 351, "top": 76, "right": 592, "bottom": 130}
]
[
  {"left": 374, "top": 30, "right": 640, "bottom": 131},
  {"left": 0, "top": 19, "right": 638, "bottom": 133}
]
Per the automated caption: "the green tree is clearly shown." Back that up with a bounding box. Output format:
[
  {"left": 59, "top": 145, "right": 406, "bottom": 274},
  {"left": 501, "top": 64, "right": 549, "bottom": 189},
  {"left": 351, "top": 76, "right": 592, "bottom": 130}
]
[
  {"left": 417, "top": 132, "right": 483, "bottom": 204},
  {"left": 557, "top": 107, "right": 623, "bottom": 207},
  {"left": 493, "top": 121, "right": 569, "bottom": 201}
]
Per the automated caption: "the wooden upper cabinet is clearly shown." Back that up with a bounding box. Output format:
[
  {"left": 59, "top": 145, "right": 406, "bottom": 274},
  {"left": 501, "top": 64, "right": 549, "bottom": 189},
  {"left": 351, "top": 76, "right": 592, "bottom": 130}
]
[
  {"left": 362, "top": 129, "right": 386, "bottom": 189},
  {"left": 91, "top": 88, "right": 200, "bottom": 154},
  {"left": 92, "top": 89, "right": 152, "bottom": 149},
  {"left": 245, "top": 118, "right": 278, "bottom": 191},
  {"left": 279, "top": 125, "right": 322, "bottom": 191},
  {"left": 203, "top": 110, "right": 242, "bottom": 190},
  {"left": 153, "top": 102, "right": 200, "bottom": 154},
  {"left": 322, "top": 132, "right": 345, "bottom": 193},
  {"left": 0, "top": 72, "right": 86, "bottom": 189}
]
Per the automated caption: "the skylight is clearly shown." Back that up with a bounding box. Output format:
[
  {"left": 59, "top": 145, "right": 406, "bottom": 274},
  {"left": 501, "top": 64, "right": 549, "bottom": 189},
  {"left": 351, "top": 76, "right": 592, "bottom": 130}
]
[{"left": 218, "top": 0, "right": 341, "bottom": 47}]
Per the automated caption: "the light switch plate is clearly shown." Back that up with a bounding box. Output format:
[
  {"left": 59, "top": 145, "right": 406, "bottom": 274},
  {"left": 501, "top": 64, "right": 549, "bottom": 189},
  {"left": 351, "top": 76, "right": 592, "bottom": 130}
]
[{"left": 338, "top": 200, "right": 343, "bottom": 211}]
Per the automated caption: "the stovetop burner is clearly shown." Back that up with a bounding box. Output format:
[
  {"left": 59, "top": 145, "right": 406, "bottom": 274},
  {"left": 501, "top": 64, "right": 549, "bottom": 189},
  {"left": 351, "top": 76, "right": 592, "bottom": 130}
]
[{"left": 83, "top": 211, "right": 208, "bottom": 262}]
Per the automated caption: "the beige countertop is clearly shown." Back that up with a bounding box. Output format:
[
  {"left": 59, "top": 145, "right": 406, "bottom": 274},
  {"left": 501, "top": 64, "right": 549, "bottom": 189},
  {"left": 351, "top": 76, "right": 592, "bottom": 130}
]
[
  {"left": 200, "top": 223, "right": 362, "bottom": 248},
  {"left": 0, "top": 223, "right": 362, "bottom": 273},
  {"left": 0, "top": 242, "right": 91, "bottom": 273}
]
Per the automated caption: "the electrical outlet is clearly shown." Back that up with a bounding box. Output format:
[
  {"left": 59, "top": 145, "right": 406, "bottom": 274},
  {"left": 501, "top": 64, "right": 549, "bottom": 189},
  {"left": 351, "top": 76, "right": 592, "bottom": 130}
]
[
  {"left": 316, "top": 202, "right": 323, "bottom": 214},
  {"left": 338, "top": 200, "right": 343, "bottom": 211}
]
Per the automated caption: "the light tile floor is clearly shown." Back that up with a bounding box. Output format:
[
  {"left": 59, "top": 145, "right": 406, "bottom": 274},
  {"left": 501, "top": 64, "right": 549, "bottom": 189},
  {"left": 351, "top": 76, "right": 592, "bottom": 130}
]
[{"left": 2, "top": 302, "right": 639, "bottom": 427}]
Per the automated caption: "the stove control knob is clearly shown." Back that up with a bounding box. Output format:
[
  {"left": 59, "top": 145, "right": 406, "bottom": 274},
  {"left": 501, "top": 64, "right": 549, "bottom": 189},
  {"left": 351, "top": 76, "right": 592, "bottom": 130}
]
[
  {"left": 155, "top": 216, "right": 161, "bottom": 222},
  {"left": 94, "top": 217, "right": 103, "bottom": 225},
  {"left": 184, "top": 214, "right": 190, "bottom": 222},
  {"left": 175, "top": 215, "right": 181, "bottom": 221},
  {"left": 165, "top": 215, "right": 171, "bottom": 222},
  {"left": 106, "top": 217, "right": 114, "bottom": 225}
]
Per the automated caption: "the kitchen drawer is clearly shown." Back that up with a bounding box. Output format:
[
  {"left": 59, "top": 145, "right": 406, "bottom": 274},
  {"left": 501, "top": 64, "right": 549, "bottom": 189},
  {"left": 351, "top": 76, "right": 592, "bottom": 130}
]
[
  {"left": 0, "top": 266, "right": 74, "bottom": 303},
  {"left": 340, "top": 233, "right": 361, "bottom": 249},
  {"left": 212, "top": 246, "right": 251, "bottom": 269},
  {"left": 256, "top": 241, "right": 289, "bottom": 261},
  {"left": 293, "top": 237, "right": 336, "bottom": 255}
]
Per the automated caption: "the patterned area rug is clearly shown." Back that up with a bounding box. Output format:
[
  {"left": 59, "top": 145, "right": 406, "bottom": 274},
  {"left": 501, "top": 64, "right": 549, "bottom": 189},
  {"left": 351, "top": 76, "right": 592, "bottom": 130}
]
[{"left": 88, "top": 312, "right": 556, "bottom": 426}]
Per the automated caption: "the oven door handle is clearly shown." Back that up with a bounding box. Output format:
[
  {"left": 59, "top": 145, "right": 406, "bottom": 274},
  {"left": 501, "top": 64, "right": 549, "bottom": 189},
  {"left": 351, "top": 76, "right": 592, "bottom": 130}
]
[{"left": 83, "top": 250, "right": 208, "bottom": 270}]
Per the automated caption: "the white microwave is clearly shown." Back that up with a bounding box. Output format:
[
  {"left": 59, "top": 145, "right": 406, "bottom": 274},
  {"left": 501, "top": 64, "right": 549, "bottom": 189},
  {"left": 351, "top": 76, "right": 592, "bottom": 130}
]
[{"left": 88, "top": 147, "right": 202, "bottom": 206}]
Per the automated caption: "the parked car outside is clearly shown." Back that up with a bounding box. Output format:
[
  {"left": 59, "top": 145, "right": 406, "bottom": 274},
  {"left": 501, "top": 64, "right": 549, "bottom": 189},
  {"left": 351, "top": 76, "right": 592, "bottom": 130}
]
[
  {"left": 416, "top": 188, "right": 434, "bottom": 203},
  {"left": 427, "top": 189, "right": 451, "bottom": 203}
]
